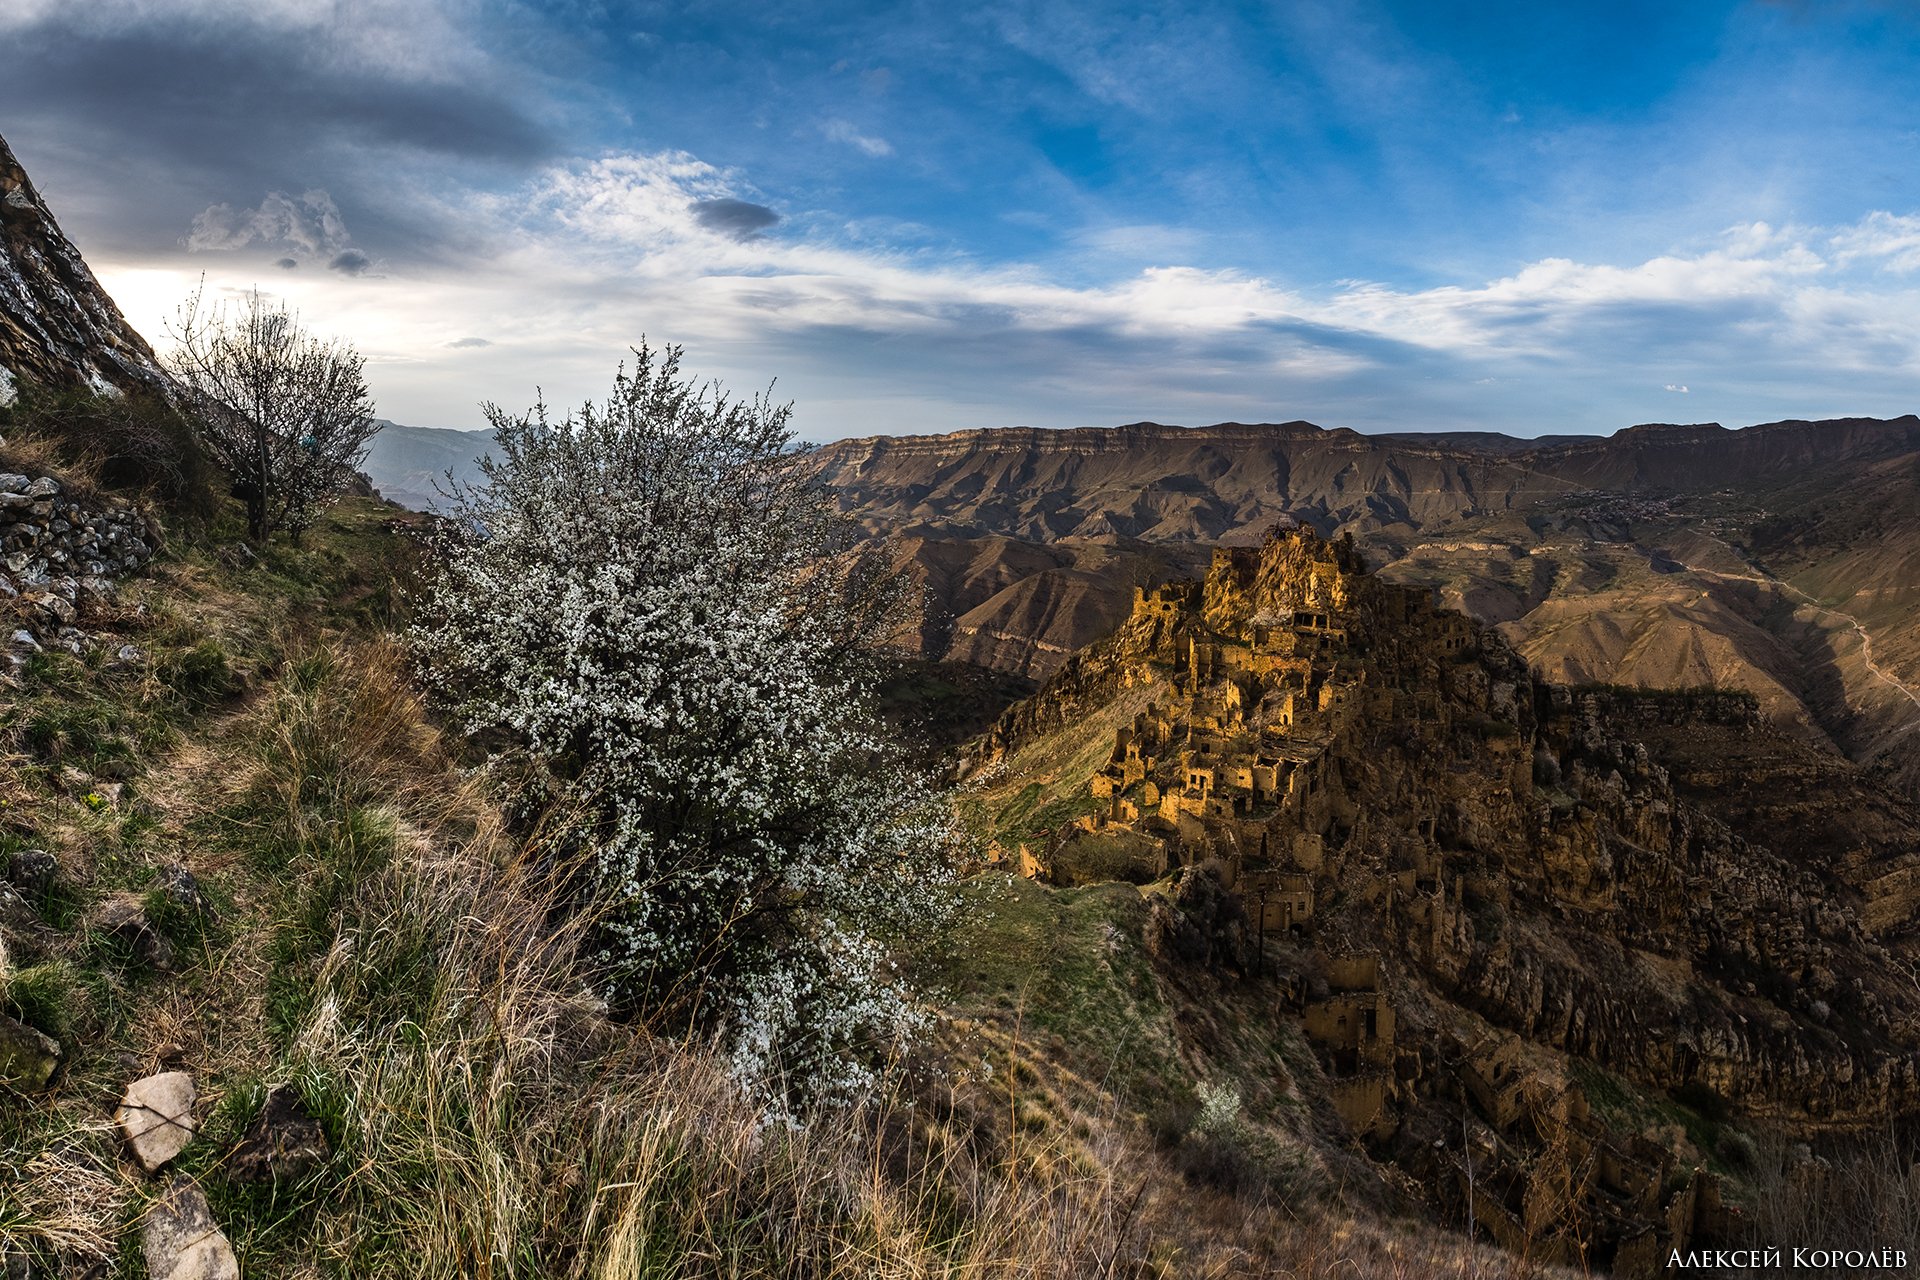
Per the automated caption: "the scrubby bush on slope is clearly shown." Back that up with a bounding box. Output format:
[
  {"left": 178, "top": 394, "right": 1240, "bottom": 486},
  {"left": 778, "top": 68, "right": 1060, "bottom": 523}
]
[{"left": 410, "top": 343, "right": 958, "bottom": 1102}]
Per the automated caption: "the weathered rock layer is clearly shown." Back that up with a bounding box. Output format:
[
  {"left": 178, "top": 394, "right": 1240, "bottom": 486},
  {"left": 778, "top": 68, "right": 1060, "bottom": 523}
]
[{"left": 968, "top": 525, "right": 1920, "bottom": 1274}]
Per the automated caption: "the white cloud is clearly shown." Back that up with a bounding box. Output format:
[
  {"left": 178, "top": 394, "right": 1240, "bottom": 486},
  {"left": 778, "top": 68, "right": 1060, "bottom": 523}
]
[
  {"left": 104, "top": 145, "right": 1920, "bottom": 435},
  {"left": 821, "top": 119, "right": 893, "bottom": 158},
  {"left": 1830, "top": 212, "right": 1920, "bottom": 274},
  {"left": 1665, "top": 384, "right": 1690, "bottom": 393},
  {"left": 187, "top": 189, "right": 352, "bottom": 258}
]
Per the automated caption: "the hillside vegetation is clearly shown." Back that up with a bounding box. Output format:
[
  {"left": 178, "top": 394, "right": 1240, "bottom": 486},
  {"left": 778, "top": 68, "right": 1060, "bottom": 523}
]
[{"left": 0, "top": 399, "right": 1584, "bottom": 1278}]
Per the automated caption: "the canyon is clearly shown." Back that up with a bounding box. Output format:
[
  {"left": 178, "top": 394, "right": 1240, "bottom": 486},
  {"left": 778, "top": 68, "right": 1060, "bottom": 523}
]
[{"left": 813, "top": 416, "right": 1920, "bottom": 793}]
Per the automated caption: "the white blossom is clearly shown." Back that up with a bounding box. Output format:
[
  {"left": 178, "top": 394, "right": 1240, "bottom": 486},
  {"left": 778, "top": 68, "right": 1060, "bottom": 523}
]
[{"left": 412, "top": 343, "right": 957, "bottom": 1107}]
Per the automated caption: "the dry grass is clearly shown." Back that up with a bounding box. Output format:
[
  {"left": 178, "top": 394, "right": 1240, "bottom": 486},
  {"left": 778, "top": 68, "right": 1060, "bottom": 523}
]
[
  {"left": 0, "top": 428, "right": 103, "bottom": 502},
  {"left": 1724, "top": 1131, "right": 1920, "bottom": 1276},
  {"left": 252, "top": 641, "right": 1554, "bottom": 1278},
  {"left": 6, "top": 624, "right": 1558, "bottom": 1278}
]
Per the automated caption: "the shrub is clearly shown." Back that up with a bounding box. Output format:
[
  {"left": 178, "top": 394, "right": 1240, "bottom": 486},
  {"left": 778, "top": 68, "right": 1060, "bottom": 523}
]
[
  {"left": 1193, "top": 1081, "right": 1243, "bottom": 1136},
  {"left": 0, "top": 384, "right": 218, "bottom": 526},
  {"left": 411, "top": 343, "right": 957, "bottom": 1106}
]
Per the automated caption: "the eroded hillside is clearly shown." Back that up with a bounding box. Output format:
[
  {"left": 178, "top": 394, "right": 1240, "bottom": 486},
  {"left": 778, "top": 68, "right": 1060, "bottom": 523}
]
[
  {"left": 959, "top": 524, "right": 1920, "bottom": 1276},
  {"left": 813, "top": 416, "right": 1920, "bottom": 791}
]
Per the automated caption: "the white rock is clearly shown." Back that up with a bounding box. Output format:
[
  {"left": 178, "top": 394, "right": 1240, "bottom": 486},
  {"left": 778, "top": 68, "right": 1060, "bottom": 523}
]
[
  {"left": 142, "top": 1176, "right": 240, "bottom": 1280},
  {"left": 117, "top": 1071, "right": 197, "bottom": 1172}
]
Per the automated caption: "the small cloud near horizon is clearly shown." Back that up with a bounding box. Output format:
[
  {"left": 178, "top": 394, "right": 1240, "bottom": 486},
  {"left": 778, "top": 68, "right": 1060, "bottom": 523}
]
[
  {"left": 328, "top": 248, "right": 373, "bottom": 276},
  {"left": 447, "top": 336, "right": 492, "bottom": 348}
]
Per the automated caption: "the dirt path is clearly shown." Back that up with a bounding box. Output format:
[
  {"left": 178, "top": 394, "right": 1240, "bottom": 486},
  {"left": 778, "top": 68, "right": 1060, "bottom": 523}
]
[{"left": 1655, "top": 533, "right": 1920, "bottom": 722}]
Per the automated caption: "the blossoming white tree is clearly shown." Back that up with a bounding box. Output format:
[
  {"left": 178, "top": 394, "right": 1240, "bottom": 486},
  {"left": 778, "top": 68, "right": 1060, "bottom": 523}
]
[{"left": 411, "top": 343, "right": 955, "bottom": 1101}]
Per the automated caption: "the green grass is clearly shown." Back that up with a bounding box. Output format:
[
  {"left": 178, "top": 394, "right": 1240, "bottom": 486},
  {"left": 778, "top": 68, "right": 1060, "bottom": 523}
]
[
  {"left": 1570, "top": 1060, "right": 1749, "bottom": 1181},
  {"left": 917, "top": 875, "right": 1183, "bottom": 1110}
]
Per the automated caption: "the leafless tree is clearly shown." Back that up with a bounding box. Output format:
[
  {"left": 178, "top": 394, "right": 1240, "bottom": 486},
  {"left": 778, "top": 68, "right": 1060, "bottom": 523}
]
[{"left": 167, "top": 282, "right": 379, "bottom": 541}]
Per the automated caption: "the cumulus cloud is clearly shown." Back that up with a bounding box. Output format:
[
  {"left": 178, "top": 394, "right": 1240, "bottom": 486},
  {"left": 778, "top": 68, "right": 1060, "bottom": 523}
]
[
  {"left": 690, "top": 198, "right": 781, "bottom": 240},
  {"left": 187, "top": 188, "right": 379, "bottom": 278},
  {"left": 821, "top": 119, "right": 893, "bottom": 157},
  {"left": 1665, "top": 384, "right": 1690, "bottom": 393},
  {"left": 446, "top": 336, "right": 491, "bottom": 348},
  {"left": 188, "top": 188, "right": 350, "bottom": 256}
]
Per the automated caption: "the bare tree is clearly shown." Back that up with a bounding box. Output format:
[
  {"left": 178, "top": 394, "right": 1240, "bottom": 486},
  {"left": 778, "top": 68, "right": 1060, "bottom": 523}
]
[{"left": 167, "top": 282, "right": 380, "bottom": 541}]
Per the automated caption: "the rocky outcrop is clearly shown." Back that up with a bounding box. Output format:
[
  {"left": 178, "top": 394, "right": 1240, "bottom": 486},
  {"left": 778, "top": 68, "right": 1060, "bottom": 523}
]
[
  {"left": 0, "top": 131, "right": 170, "bottom": 402},
  {"left": 971, "top": 524, "right": 1920, "bottom": 1273}
]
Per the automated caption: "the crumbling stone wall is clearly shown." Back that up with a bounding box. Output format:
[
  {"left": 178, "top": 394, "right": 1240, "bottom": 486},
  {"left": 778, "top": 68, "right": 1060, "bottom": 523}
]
[{"left": 2, "top": 470, "right": 154, "bottom": 652}]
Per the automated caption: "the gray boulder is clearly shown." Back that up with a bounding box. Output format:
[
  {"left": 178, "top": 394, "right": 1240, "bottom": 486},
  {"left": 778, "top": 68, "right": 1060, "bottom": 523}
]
[{"left": 141, "top": 1175, "right": 239, "bottom": 1280}]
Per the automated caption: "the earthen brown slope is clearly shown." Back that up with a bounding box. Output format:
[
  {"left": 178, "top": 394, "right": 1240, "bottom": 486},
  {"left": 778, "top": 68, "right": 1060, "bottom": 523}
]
[
  {"left": 962, "top": 525, "right": 1920, "bottom": 1275},
  {"left": 817, "top": 415, "right": 1920, "bottom": 785}
]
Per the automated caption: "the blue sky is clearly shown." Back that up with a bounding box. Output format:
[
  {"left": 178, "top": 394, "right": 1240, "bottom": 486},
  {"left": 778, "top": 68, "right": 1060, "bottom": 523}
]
[{"left": 5, "top": 0, "right": 1920, "bottom": 439}]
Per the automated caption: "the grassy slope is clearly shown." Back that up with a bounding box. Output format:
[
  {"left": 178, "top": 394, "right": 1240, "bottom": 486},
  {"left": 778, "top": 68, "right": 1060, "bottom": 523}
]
[{"left": 0, "top": 467, "right": 1553, "bottom": 1277}]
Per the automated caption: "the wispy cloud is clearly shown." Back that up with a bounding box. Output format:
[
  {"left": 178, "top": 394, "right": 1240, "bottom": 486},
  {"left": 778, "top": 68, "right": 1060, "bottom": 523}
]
[
  {"left": 1830, "top": 212, "right": 1920, "bottom": 274},
  {"left": 821, "top": 119, "right": 893, "bottom": 158}
]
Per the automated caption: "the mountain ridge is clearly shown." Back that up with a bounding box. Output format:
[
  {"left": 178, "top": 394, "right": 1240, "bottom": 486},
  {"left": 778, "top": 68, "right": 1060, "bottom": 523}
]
[
  {"left": 0, "top": 133, "right": 170, "bottom": 402},
  {"left": 805, "top": 412, "right": 1920, "bottom": 793}
]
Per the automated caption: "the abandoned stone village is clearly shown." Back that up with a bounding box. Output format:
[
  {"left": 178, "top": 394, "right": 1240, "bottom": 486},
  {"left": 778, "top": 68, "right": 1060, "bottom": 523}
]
[{"left": 966, "top": 523, "right": 1920, "bottom": 1277}]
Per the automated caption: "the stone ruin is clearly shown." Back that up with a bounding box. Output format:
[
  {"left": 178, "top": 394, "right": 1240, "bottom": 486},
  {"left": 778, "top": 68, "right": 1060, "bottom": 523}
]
[
  {"left": 1, "top": 470, "right": 155, "bottom": 669},
  {"left": 968, "top": 522, "right": 1893, "bottom": 1276}
]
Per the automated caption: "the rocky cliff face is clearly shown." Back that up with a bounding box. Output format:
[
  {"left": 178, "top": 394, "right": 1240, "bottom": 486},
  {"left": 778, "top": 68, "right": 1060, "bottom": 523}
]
[
  {"left": 815, "top": 417, "right": 1920, "bottom": 545},
  {"left": 0, "top": 132, "right": 170, "bottom": 405},
  {"left": 816, "top": 415, "right": 1920, "bottom": 794},
  {"left": 962, "top": 525, "right": 1920, "bottom": 1274}
]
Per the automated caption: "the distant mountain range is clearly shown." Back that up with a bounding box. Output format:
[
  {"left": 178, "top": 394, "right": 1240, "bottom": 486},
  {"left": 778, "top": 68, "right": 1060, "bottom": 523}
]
[
  {"left": 362, "top": 421, "right": 495, "bottom": 510},
  {"left": 809, "top": 415, "right": 1920, "bottom": 792}
]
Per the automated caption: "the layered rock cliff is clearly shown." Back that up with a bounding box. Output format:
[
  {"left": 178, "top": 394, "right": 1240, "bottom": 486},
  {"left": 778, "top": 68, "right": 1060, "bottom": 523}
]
[
  {"left": 961, "top": 525, "right": 1920, "bottom": 1274},
  {"left": 0, "top": 132, "right": 170, "bottom": 404}
]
